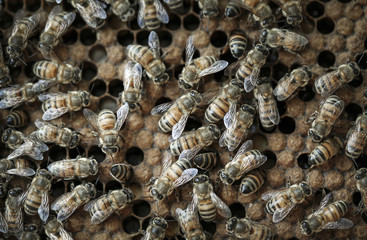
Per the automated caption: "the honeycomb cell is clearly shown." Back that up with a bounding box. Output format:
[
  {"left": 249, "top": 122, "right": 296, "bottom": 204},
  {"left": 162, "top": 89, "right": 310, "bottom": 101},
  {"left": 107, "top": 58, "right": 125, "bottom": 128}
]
[
  {"left": 50, "top": 181, "right": 65, "bottom": 198},
  {"left": 348, "top": 74, "right": 364, "bottom": 87},
  {"left": 109, "top": 79, "right": 124, "bottom": 97},
  {"left": 210, "top": 31, "right": 227, "bottom": 48},
  {"left": 73, "top": 14, "right": 86, "bottom": 28},
  {"left": 90, "top": 79, "right": 107, "bottom": 97},
  {"left": 88, "top": 146, "right": 106, "bottom": 163},
  {"left": 157, "top": 30, "right": 173, "bottom": 47},
  {"left": 80, "top": 28, "right": 97, "bottom": 45},
  {"left": 0, "top": 11, "right": 13, "bottom": 29},
  {"left": 277, "top": 101, "right": 287, "bottom": 116},
  {"left": 69, "top": 146, "right": 86, "bottom": 159},
  {"left": 356, "top": 53, "right": 367, "bottom": 69},
  {"left": 63, "top": 29, "right": 78, "bottom": 45},
  {"left": 262, "top": 151, "right": 277, "bottom": 169},
  {"left": 229, "top": 203, "right": 246, "bottom": 218},
  {"left": 298, "top": 85, "right": 315, "bottom": 101},
  {"left": 345, "top": 103, "right": 362, "bottom": 121},
  {"left": 338, "top": 0, "right": 351, "bottom": 2},
  {"left": 297, "top": 153, "right": 311, "bottom": 170},
  {"left": 117, "top": 30, "right": 134, "bottom": 46},
  {"left": 183, "top": 14, "right": 200, "bottom": 30},
  {"left": 8, "top": 0, "right": 23, "bottom": 13},
  {"left": 272, "top": 63, "right": 288, "bottom": 81},
  {"left": 317, "top": 50, "right": 335, "bottom": 68},
  {"left": 278, "top": 117, "right": 296, "bottom": 134},
  {"left": 108, "top": 15, "right": 124, "bottom": 30},
  {"left": 123, "top": 216, "right": 140, "bottom": 234},
  {"left": 105, "top": 181, "right": 121, "bottom": 191},
  {"left": 89, "top": 45, "right": 107, "bottom": 63},
  {"left": 137, "top": 30, "right": 150, "bottom": 45},
  {"left": 166, "top": 14, "right": 181, "bottom": 30},
  {"left": 82, "top": 61, "right": 98, "bottom": 81},
  {"left": 133, "top": 200, "right": 151, "bottom": 217},
  {"left": 317, "top": 17, "right": 335, "bottom": 34},
  {"left": 126, "top": 147, "right": 144, "bottom": 166},
  {"left": 26, "top": 0, "right": 41, "bottom": 12},
  {"left": 99, "top": 96, "right": 117, "bottom": 111},
  {"left": 49, "top": 146, "right": 67, "bottom": 161},
  {"left": 201, "top": 221, "right": 216, "bottom": 236},
  {"left": 307, "top": 1, "right": 325, "bottom": 18}
]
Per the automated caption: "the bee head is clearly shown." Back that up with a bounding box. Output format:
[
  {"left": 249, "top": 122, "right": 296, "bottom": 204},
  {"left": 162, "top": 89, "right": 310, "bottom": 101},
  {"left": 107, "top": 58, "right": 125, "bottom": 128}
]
[
  {"left": 81, "top": 91, "right": 91, "bottom": 106},
  {"left": 86, "top": 182, "right": 97, "bottom": 198},
  {"left": 0, "top": 183, "right": 7, "bottom": 198},
  {"left": 241, "top": 104, "right": 256, "bottom": 115},
  {"left": 300, "top": 182, "right": 312, "bottom": 196},
  {"left": 208, "top": 124, "right": 221, "bottom": 139},
  {"left": 9, "top": 187, "right": 22, "bottom": 197},
  {"left": 203, "top": 7, "right": 219, "bottom": 18},
  {"left": 355, "top": 168, "right": 367, "bottom": 180},
  {"left": 225, "top": 5, "right": 239, "bottom": 19},
  {"left": 154, "top": 73, "right": 169, "bottom": 85},
  {"left": 122, "top": 188, "right": 134, "bottom": 202},
  {"left": 0, "top": 76, "right": 11, "bottom": 87},
  {"left": 179, "top": 77, "right": 193, "bottom": 90},
  {"left": 287, "top": 15, "right": 303, "bottom": 26},
  {"left": 102, "top": 145, "right": 119, "bottom": 154},
  {"left": 219, "top": 169, "right": 234, "bottom": 185},
  {"left": 302, "top": 67, "right": 312, "bottom": 79},
  {"left": 255, "top": 44, "right": 269, "bottom": 56},
  {"left": 38, "top": 169, "right": 53, "bottom": 180},
  {"left": 261, "top": 16, "right": 275, "bottom": 28},
  {"left": 24, "top": 224, "right": 38, "bottom": 232},
  {"left": 230, "top": 79, "right": 243, "bottom": 89},
  {"left": 89, "top": 159, "right": 99, "bottom": 175},
  {"left": 193, "top": 174, "right": 209, "bottom": 183},
  {"left": 189, "top": 90, "right": 202, "bottom": 103},
  {"left": 73, "top": 68, "right": 82, "bottom": 84},
  {"left": 153, "top": 217, "right": 168, "bottom": 229},
  {"left": 6, "top": 45, "right": 21, "bottom": 65},
  {"left": 150, "top": 188, "right": 164, "bottom": 201},
  {"left": 226, "top": 217, "right": 238, "bottom": 234},
  {"left": 308, "top": 128, "right": 323, "bottom": 143},
  {"left": 348, "top": 61, "right": 360, "bottom": 76},
  {"left": 2, "top": 128, "right": 13, "bottom": 143},
  {"left": 300, "top": 221, "right": 312, "bottom": 236},
  {"left": 69, "top": 133, "right": 80, "bottom": 148}
]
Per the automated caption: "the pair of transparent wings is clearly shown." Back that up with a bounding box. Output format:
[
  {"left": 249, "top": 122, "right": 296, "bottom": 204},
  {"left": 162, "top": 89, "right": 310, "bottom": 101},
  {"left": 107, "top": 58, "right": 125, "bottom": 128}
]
[
  {"left": 224, "top": 59, "right": 260, "bottom": 93},
  {"left": 5, "top": 160, "right": 36, "bottom": 177},
  {"left": 7, "top": 133, "right": 48, "bottom": 161},
  {"left": 38, "top": 92, "right": 76, "bottom": 121},
  {"left": 257, "top": 94, "right": 280, "bottom": 125},
  {"left": 11, "top": 10, "right": 41, "bottom": 40},
  {"left": 83, "top": 194, "right": 116, "bottom": 224},
  {"left": 18, "top": 187, "right": 50, "bottom": 223},
  {"left": 0, "top": 85, "right": 37, "bottom": 109},
  {"left": 0, "top": 196, "right": 23, "bottom": 234},
  {"left": 44, "top": 6, "right": 76, "bottom": 41},
  {"left": 137, "top": 0, "right": 169, "bottom": 28},
  {"left": 48, "top": 227, "right": 73, "bottom": 240},
  {"left": 124, "top": 61, "right": 143, "bottom": 91},
  {"left": 315, "top": 71, "right": 343, "bottom": 97},
  {"left": 73, "top": 0, "right": 107, "bottom": 28},
  {"left": 273, "top": 72, "right": 302, "bottom": 101}
]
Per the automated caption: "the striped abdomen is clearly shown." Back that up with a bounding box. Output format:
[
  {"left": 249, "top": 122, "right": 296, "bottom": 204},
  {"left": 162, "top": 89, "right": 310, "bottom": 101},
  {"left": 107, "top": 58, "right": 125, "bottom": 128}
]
[
  {"left": 283, "top": 33, "right": 308, "bottom": 52},
  {"left": 193, "top": 152, "right": 217, "bottom": 170},
  {"left": 144, "top": 2, "right": 160, "bottom": 30},
  {"left": 6, "top": 110, "right": 28, "bottom": 128},
  {"left": 238, "top": 150, "right": 264, "bottom": 173},
  {"left": 309, "top": 137, "right": 342, "bottom": 166},
  {"left": 33, "top": 61, "right": 58, "bottom": 80},
  {"left": 224, "top": 121, "right": 250, "bottom": 151},
  {"left": 159, "top": 107, "right": 184, "bottom": 132},
  {"left": 319, "top": 95, "right": 344, "bottom": 122},
  {"left": 163, "top": 159, "right": 191, "bottom": 183},
  {"left": 5, "top": 205, "right": 22, "bottom": 234},
  {"left": 127, "top": 45, "right": 155, "bottom": 71},
  {"left": 198, "top": 197, "right": 216, "bottom": 221},
  {"left": 225, "top": 1, "right": 242, "bottom": 19},
  {"left": 259, "top": 99, "right": 277, "bottom": 129},
  {"left": 318, "top": 201, "right": 348, "bottom": 226},
  {"left": 346, "top": 130, "right": 367, "bottom": 159},
  {"left": 24, "top": 189, "right": 42, "bottom": 215},
  {"left": 314, "top": 72, "right": 340, "bottom": 95},
  {"left": 229, "top": 33, "right": 247, "bottom": 58},
  {"left": 169, "top": 133, "right": 198, "bottom": 156},
  {"left": 240, "top": 169, "right": 266, "bottom": 195},
  {"left": 98, "top": 110, "right": 116, "bottom": 131},
  {"left": 236, "top": 59, "right": 253, "bottom": 82},
  {"left": 89, "top": 196, "right": 114, "bottom": 222},
  {"left": 251, "top": 225, "right": 274, "bottom": 240},
  {"left": 42, "top": 96, "right": 67, "bottom": 112},
  {"left": 204, "top": 94, "right": 230, "bottom": 123},
  {"left": 166, "top": 0, "right": 183, "bottom": 10},
  {"left": 193, "top": 56, "right": 217, "bottom": 71},
  {"left": 265, "top": 193, "right": 292, "bottom": 214},
  {"left": 110, "top": 164, "right": 132, "bottom": 183}
]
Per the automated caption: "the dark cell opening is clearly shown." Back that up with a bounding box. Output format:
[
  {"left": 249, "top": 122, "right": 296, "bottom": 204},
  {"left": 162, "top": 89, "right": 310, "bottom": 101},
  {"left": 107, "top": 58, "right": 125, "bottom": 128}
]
[
  {"left": 356, "top": 53, "right": 367, "bottom": 70},
  {"left": 278, "top": 116, "right": 296, "bottom": 134},
  {"left": 99, "top": 96, "right": 117, "bottom": 111},
  {"left": 306, "top": 1, "right": 325, "bottom": 18},
  {"left": 365, "top": 39, "right": 367, "bottom": 49},
  {"left": 109, "top": 79, "right": 124, "bottom": 97},
  {"left": 201, "top": 221, "right": 216, "bottom": 235},
  {"left": 174, "top": 65, "right": 185, "bottom": 79},
  {"left": 123, "top": 216, "right": 140, "bottom": 234},
  {"left": 108, "top": 15, "right": 124, "bottom": 30},
  {"left": 297, "top": 153, "right": 311, "bottom": 169},
  {"left": 362, "top": 212, "right": 367, "bottom": 224},
  {"left": 259, "top": 124, "right": 276, "bottom": 134},
  {"left": 117, "top": 30, "right": 134, "bottom": 46},
  {"left": 130, "top": 18, "right": 140, "bottom": 30},
  {"left": 105, "top": 181, "right": 121, "bottom": 192},
  {"left": 229, "top": 203, "right": 246, "bottom": 218},
  {"left": 354, "top": 154, "right": 367, "bottom": 169},
  {"left": 166, "top": 14, "right": 181, "bottom": 30},
  {"left": 314, "top": 188, "right": 331, "bottom": 204},
  {"left": 193, "top": 0, "right": 201, "bottom": 14},
  {"left": 260, "top": 67, "right": 271, "bottom": 78},
  {"left": 277, "top": 101, "right": 287, "bottom": 116},
  {"left": 95, "top": 180, "right": 104, "bottom": 197},
  {"left": 62, "top": 0, "right": 74, "bottom": 11},
  {"left": 9, "top": 66, "right": 22, "bottom": 79},
  {"left": 126, "top": 147, "right": 144, "bottom": 166},
  {"left": 185, "top": 118, "right": 202, "bottom": 131},
  {"left": 182, "top": 49, "right": 200, "bottom": 62},
  {"left": 320, "top": 0, "right": 330, "bottom": 2},
  {"left": 73, "top": 14, "right": 86, "bottom": 28},
  {"left": 262, "top": 151, "right": 277, "bottom": 169},
  {"left": 352, "top": 191, "right": 361, "bottom": 206},
  {"left": 318, "top": 51, "right": 335, "bottom": 68},
  {"left": 89, "top": 79, "right": 107, "bottom": 97},
  {"left": 210, "top": 31, "right": 228, "bottom": 48},
  {"left": 157, "top": 30, "right": 173, "bottom": 48},
  {"left": 317, "top": 17, "right": 334, "bottom": 34},
  {"left": 273, "top": 63, "right": 288, "bottom": 81},
  {"left": 287, "top": 238, "right": 299, "bottom": 240},
  {"left": 298, "top": 85, "right": 315, "bottom": 101},
  {"left": 338, "top": 0, "right": 351, "bottom": 3},
  {"left": 0, "top": 12, "right": 13, "bottom": 29},
  {"left": 62, "top": 29, "right": 78, "bottom": 45},
  {"left": 345, "top": 103, "right": 362, "bottom": 121},
  {"left": 26, "top": 0, "right": 41, "bottom": 12},
  {"left": 277, "top": 16, "right": 288, "bottom": 29},
  {"left": 89, "top": 45, "right": 107, "bottom": 63},
  {"left": 267, "top": 49, "right": 279, "bottom": 63},
  {"left": 132, "top": 235, "right": 144, "bottom": 240},
  {"left": 290, "top": 63, "right": 302, "bottom": 71},
  {"left": 136, "top": 30, "right": 150, "bottom": 46},
  {"left": 8, "top": 0, "right": 23, "bottom": 13},
  {"left": 50, "top": 181, "right": 65, "bottom": 198},
  {"left": 88, "top": 146, "right": 106, "bottom": 163},
  {"left": 154, "top": 97, "right": 172, "bottom": 107},
  {"left": 49, "top": 146, "right": 67, "bottom": 161},
  {"left": 68, "top": 146, "right": 86, "bottom": 159},
  {"left": 142, "top": 217, "right": 151, "bottom": 231},
  {"left": 82, "top": 61, "right": 97, "bottom": 81},
  {"left": 175, "top": 0, "right": 191, "bottom": 15},
  {"left": 183, "top": 14, "right": 200, "bottom": 31},
  {"left": 213, "top": 69, "right": 226, "bottom": 82},
  {"left": 80, "top": 29, "right": 97, "bottom": 46},
  {"left": 133, "top": 201, "right": 151, "bottom": 217},
  {"left": 348, "top": 74, "right": 364, "bottom": 87},
  {"left": 220, "top": 50, "right": 237, "bottom": 65},
  {"left": 24, "top": 61, "right": 36, "bottom": 78}
]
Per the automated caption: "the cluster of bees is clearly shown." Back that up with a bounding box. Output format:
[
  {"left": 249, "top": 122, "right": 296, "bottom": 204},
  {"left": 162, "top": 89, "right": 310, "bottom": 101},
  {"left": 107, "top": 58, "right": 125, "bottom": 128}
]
[{"left": 0, "top": 0, "right": 365, "bottom": 239}]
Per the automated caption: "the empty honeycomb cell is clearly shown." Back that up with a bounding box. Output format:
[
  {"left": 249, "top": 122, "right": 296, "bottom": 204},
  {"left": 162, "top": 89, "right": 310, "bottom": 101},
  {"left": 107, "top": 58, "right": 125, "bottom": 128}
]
[
  {"left": 133, "top": 200, "right": 151, "bottom": 217},
  {"left": 354, "top": 154, "right": 367, "bottom": 169},
  {"left": 297, "top": 153, "right": 311, "bottom": 170},
  {"left": 89, "top": 45, "right": 107, "bottom": 63},
  {"left": 7, "top": 0, "right": 23, "bottom": 13},
  {"left": 126, "top": 147, "right": 144, "bottom": 166},
  {"left": 210, "top": 31, "right": 227, "bottom": 48},
  {"left": 262, "top": 151, "right": 277, "bottom": 169},
  {"left": 260, "top": 67, "right": 271, "bottom": 78},
  {"left": 298, "top": 85, "right": 315, "bottom": 102},
  {"left": 267, "top": 133, "right": 286, "bottom": 152},
  {"left": 62, "top": 29, "right": 78, "bottom": 45},
  {"left": 307, "top": 1, "right": 325, "bottom": 18},
  {"left": 324, "top": 170, "right": 344, "bottom": 190},
  {"left": 183, "top": 14, "right": 200, "bottom": 30},
  {"left": 356, "top": 53, "right": 367, "bottom": 69},
  {"left": 24, "top": 61, "right": 36, "bottom": 78},
  {"left": 220, "top": 50, "right": 236, "bottom": 65},
  {"left": 345, "top": 103, "right": 363, "bottom": 121},
  {"left": 50, "top": 181, "right": 66, "bottom": 198},
  {"left": 108, "top": 15, "right": 124, "bottom": 30},
  {"left": 80, "top": 28, "right": 97, "bottom": 45},
  {"left": 157, "top": 30, "right": 173, "bottom": 47},
  {"left": 10, "top": 65, "right": 22, "bottom": 78},
  {"left": 278, "top": 117, "right": 296, "bottom": 134},
  {"left": 108, "top": 79, "right": 124, "bottom": 97},
  {"left": 338, "top": 0, "right": 352, "bottom": 3},
  {"left": 201, "top": 221, "right": 216, "bottom": 236},
  {"left": 300, "top": 16, "right": 316, "bottom": 34},
  {"left": 272, "top": 63, "right": 288, "bottom": 81},
  {"left": 88, "top": 146, "right": 106, "bottom": 163},
  {"left": 136, "top": 130, "right": 154, "bottom": 149},
  {"left": 73, "top": 13, "right": 86, "bottom": 28},
  {"left": 26, "top": 0, "right": 41, "bottom": 12},
  {"left": 348, "top": 74, "right": 364, "bottom": 87},
  {"left": 317, "top": 50, "right": 335, "bottom": 68},
  {"left": 277, "top": 150, "right": 295, "bottom": 169},
  {"left": 0, "top": 11, "right": 12, "bottom": 29},
  {"left": 69, "top": 146, "right": 86, "bottom": 158},
  {"left": 166, "top": 14, "right": 181, "bottom": 30},
  {"left": 267, "top": 168, "right": 285, "bottom": 188},
  {"left": 229, "top": 203, "right": 246, "bottom": 218},
  {"left": 117, "top": 30, "right": 134, "bottom": 46},
  {"left": 252, "top": 134, "right": 268, "bottom": 151},
  {"left": 184, "top": 117, "right": 202, "bottom": 131},
  {"left": 90, "top": 79, "right": 107, "bottom": 97},
  {"left": 49, "top": 146, "right": 67, "bottom": 161},
  {"left": 82, "top": 61, "right": 98, "bottom": 81},
  {"left": 136, "top": 30, "right": 150, "bottom": 45},
  {"left": 317, "top": 17, "right": 335, "bottom": 34},
  {"left": 123, "top": 216, "right": 140, "bottom": 234},
  {"left": 99, "top": 96, "right": 117, "bottom": 111},
  {"left": 105, "top": 181, "right": 122, "bottom": 192},
  {"left": 277, "top": 101, "right": 287, "bottom": 116}
]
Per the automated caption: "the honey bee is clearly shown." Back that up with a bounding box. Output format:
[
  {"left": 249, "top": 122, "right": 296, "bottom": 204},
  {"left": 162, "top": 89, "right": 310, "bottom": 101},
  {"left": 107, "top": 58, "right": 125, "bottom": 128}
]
[
  {"left": 169, "top": 124, "right": 221, "bottom": 160},
  {"left": 20, "top": 224, "right": 40, "bottom": 240},
  {"left": 346, "top": 112, "right": 367, "bottom": 159},
  {"left": 104, "top": 0, "right": 135, "bottom": 22},
  {"left": 83, "top": 103, "right": 129, "bottom": 154},
  {"left": 260, "top": 28, "right": 309, "bottom": 54},
  {"left": 308, "top": 136, "right": 344, "bottom": 167},
  {"left": 0, "top": 178, "right": 9, "bottom": 199},
  {"left": 127, "top": 31, "right": 168, "bottom": 84},
  {"left": 300, "top": 193, "right": 354, "bottom": 235},
  {"left": 314, "top": 61, "right": 360, "bottom": 97},
  {"left": 273, "top": 66, "right": 312, "bottom": 101},
  {"left": 38, "top": 6, "right": 76, "bottom": 60},
  {"left": 120, "top": 61, "right": 143, "bottom": 111},
  {"left": 7, "top": 10, "right": 41, "bottom": 66},
  {"left": 39, "top": 90, "right": 91, "bottom": 121},
  {"left": 261, "top": 181, "right": 312, "bottom": 223},
  {"left": 0, "top": 158, "right": 36, "bottom": 177},
  {"left": 51, "top": 182, "right": 97, "bottom": 222},
  {"left": 190, "top": 174, "right": 232, "bottom": 222},
  {"left": 0, "top": 187, "right": 23, "bottom": 237},
  {"left": 6, "top": 110, "right": 29, "bottom": 128},
  {"left": 193, "top": 151, "right": 218, "bottom": 171},
  {"left": 254, "top": 78, "right": 280, "bottom": 130},
  {"left": 197, "top": 0, "right": 219, "bottom": 18},
  {"left": 175, "top": 205, "right": 206, "bottom": 240},
  {"left": 142, "top": 217, "right": 167, "bottom": 240},
  {"left": 70, "top": 0, "right": 107, "bottom": 28},
  {"left": 240, "top": 168, "right": 266, "bottom": 195},
  {"left": 163, "top": 0, "right": 183, "bottom": 13},
  {"left": 225, "top": 0, "right": 242, "bottom": 19},
  {"left": 226, "top": 217, "right": 274, "bottom": 240},
  {"left": 32, "top": 60, "right": 82, "bottom": 92},
  {"left": 219, "top": 140, "right": 267, "bottom": 185},
  {"left": 84, "top": 188, "right": 134, "bottom": 224},
  {"left": 0, "top": 43, "right": 11, "bottom": 88},
  {"left": 137, "top": 0, "right": 169, "bottom": 30},
  {"left": 20, "top": 169, "right": 53, "bottom": 222},
  {"left": 0, "top": 82, "right": 41, "bottom": 109},
  {"left": 308, "top": 95, "right": 344, "bottom": 142},
  {"left": 31, "top": 119, "right": 80, "bottom": 149},
  {"left": 229, "top": 31, "right": 247, "bottom": 59},
  {"left": 2, "top": 128, "right": 48, "bottom": 161},
  {"left": 48, "top": 156, "right": 98, "bottom": 180},
  {"left": 355, "top": 168, "right": 367, "bottom": 215},
  {"left": 274, "top": 0, "right": 302, "bottom": 26},
  {"left": 110, "top": 163, "right": 132, "bottom": 183},
  {"left": 219, "top": 104, "right": 256, "bottom": 152},
  {"left": 179, "top": 35, "right": 228, "bottom": 90},
  {"left": 45, "top": 0, "right": 62, "bottom": 3},
  {"left": 151, "top": 90, "right": 203, "bottom": 140},
  {"left": 225, "top": 44, "right": 269, "bottom": 92},
  {"left": 45, "top": 215, "right": 73, "bottom": 240}
]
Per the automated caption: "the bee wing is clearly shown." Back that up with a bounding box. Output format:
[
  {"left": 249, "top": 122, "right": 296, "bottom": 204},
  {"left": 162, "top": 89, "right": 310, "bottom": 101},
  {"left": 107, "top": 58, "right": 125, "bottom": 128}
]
[
  {"left": 186, "top": 35, "right": 195, "bottom": 65},
  {"left": 175, "top": 207, "right": 185, "bottom": 221},
  {"left": 219, "top": 129, "right": 228, "bottom": 148},
  {"left": 154, "top": 0, "right": 169, "bottom": 24},
  {"left": 224, "top": 60, "right": 242, "bottom": 77},
  {"left": 198, "top": 60, "right": 229, "bottom": 78},
  {"left": 239, "top": 154, "right": 267, "bottom": 175},
  {"left": 32, "top": 79, "right": 58, "bottom": 92},
  {"left": 315, "top": 192, "right": 333, "bottom": 214},
  {"left": 162, "top": 151, "right": 174, "bottom": 173},
  {"left": 17, "top": 187, "right": 30, "bottom": 206},
  {"left": 91, "top": 208, "right": 113, "bottom": 224},
  {"left": 148, "top": 31, "right": 161, "bottom": 59},
  {"left": 322, "top": 218, "right": 354, "bottom": 230},
  {"left": 210, "top": 192, "right": 232, "bottom": 218},
  {"left": 0, "top": 96, "right": 21, "bottom": 108},
  {"left": 258, "top": 94, "right": 280, "bottom": 125},
  {"left": 12, "top": 9, "right": 26, "bottom": 30},
  {"left": 6, "top": 167, "right": 36, "bottom": 177},
  {"left": 172, "top": 168, "right": 198, "bottom": 188},
  {"left": 178, "top": 145, "right": 202, "bottom": 161},
  {"left": 273, "top": 73, "right": 292, "bottom": 101},
  {"left": 83, "top": 108, "right": 100, "bottom": 132},
  {"left": 224, "top": 102, "right": 236, "bottom": 129},
  {"left": 88, "top": 0, "right": 107, "bottom": 19},
  {"left": 172, "top": 114, "right": 189, "bottom": 140},
  {"left": 115, "top": 103, "right": 130, "bottom": 131},
  {"left": 0, "top": 211, "right": 7, "bottom": 233},
  {"left": 83, "top": 198, "right": 99, "bottom": 212},
  {"left": 124, "top": 62, "right": 142, "bottom": 90},
  {"left": 261, "top": 188, "right": 287, "bottom": 201},
  {"left": 200, "top": 88, "right": 221, "bottom": 105},
  {"left": 150, "top": 102, "right": 174, "bottom": 115},
  {"left": 57, "top": 199, "right": 83, "bottom": 222},
  {"left": 46, "top": 6, "right": 76, "bottom": 39},
  {"left": 347, "top": 131, "right": 367, "bottom": 154},
  {"left": 49, "top": 233, "right": 59, "bottom": 240},
  {"left": 188, "top": 193, "right": 199, "bottom": 213},
  {"left": 244, "top": 68, "right": 260, "bottom": 92},
  {"left": 38, "top": 92, "right": 63, "bottom": 102},
  {"left": 137, "top": 0, "right": 146, "bottom": 28},
  {"left": 51, "top": 191, "right": 73, "bottom": 212},
  {"left": 56, "top": 0, "right": 62, "bottom": 3},
  {"left": 273, "top": 204, "right": 295, "bottom": 223},
  {"left": 7, "top": 142, "right": 42, "bottom": 161},
  {"left": 0, "top": 43, "right": 5, "bottom": 66},
  {"left": 232, "top": 140, "right": 253, "bottom": 162},
  {"left": 42, "top": 107, "right": 68, "bottom": 121},
  {"left": 39, "top": 192, "right": 50, "bottom": 223},
  {"left": 59, "top": 227, "right": 74, "bottom": 240}
]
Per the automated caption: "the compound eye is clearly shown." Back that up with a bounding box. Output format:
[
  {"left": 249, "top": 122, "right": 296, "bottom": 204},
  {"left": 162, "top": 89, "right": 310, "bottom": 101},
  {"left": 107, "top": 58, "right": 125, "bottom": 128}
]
[
  {"left": 194, "top": 177, "right": 200, "bottom": 183},
  {"left": 228, "top": 179, "right": 233, "bottom": 184},
  {"left": 158, "top": 194, "right": 163, "bottom": 200}
]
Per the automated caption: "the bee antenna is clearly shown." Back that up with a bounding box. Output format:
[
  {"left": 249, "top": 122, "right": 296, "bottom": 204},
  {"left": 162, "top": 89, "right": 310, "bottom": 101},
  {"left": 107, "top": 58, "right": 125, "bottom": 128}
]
[
  {"left": 28, "top": 52, "right": 40, "bottom": 60},
  {"left": 357, "top": 52, "right": 365, "bottom": 65},
  {"left": 95, "top": 175, "right": 100, "bottom": 185},
  {"left": 18, "top": 57, "right": 27, "bottom": 66}
]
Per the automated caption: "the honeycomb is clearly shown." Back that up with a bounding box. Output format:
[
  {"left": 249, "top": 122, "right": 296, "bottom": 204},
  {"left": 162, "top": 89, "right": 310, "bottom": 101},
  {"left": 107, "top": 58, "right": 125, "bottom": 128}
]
[{"left": 1, "top": 0, "right": 367, "bottom": 239}]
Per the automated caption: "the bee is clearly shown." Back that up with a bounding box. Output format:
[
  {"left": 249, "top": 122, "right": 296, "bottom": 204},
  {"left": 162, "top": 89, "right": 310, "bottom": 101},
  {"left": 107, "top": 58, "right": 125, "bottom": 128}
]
[
  {"left": 84, "top": 188, "right": 134, "bottom": 224},
  {"left": 260, "top": 28, "right": 309, "bottom": 54},
  {"left": 169, "top": 124, "right": 221, "bottom": 160},
  {"left": 219, "top": 104, "right": 256, "bottom": 152},
  {"left": 163, "top": 0, "right": 183, "bottom": 13},
  {"left": 225, "top": 44, "right": 269, "bottom": 92},
  {"left": 300, "top": 193, "right": 354, "bottom": 235},
  {"left": 45, "top": 215, "right": 73, "bottom": 240},
  {"left": 0, "top": 43, "right": 11, "bottom": 88},
  {"left": 46, "top": 0, "right": 62, "bottom": 3},
  {"left": 32, "top": 60, "right": 82, "bottom": 92},
  {"left": 0, "top": 187, "right": 23, "bottom": 237},
  {"left": 314, "top": 61, "right": 360, "bottom": 97},
  {"left": 219, "top": 140, "right": 267, "bottom": 185},
  {"left": 179, "top": 35, "right": 228, "bottom": 90},
  {"left": 38, "top": 6, "right": 76, "bottom": 60},
  {"left": 197, "top": 0, "right": 219, "bottom": 18},
  {"left": 0, "top": 178, "right": 9, "bottom": 199},
  {"left": 20, "top": 224, "right": 40, "bottom": 240},
  {"left": 103, "top": 0, "right": 135, "bottom": 22},
  {"left": 7, "top": 10, "right": 41, "bottom": 66},
  {"left": 0, "top": 158, "right": 36, "bottom": 177},
  {"left": 120, "top": 60, "right": 143, "bottom": 111},
  {"left": 190, "top": 174, "right": 232, "bottom": 222},
  {"left": 0, "top": 82, "right": 41, "bottom": 109},
  {"left": 355, "top": 168, "right": 367, "bottom": 215},
  {"left": 308, "top": 95, "right": 344, "bottom": 142},
  {"left": 6, "top": 110, "right": 29, "bottom": 128},
  {"left": 346, "top": 112, "right": 367, "bottom": 159},
  {"left": 142, "top": 217, "right": 168, "bottom": 240},
  {"left": 127, "top": 31, "right": 169, "bottom": 84},
  {"left": 261, "top": 181, "right": 312, "bottom": 223},
  {"left": 137, "top": 0, "right": 169, "bottom": 30},
  {"left": 308, "top": 136, "right": 344, "bottom": 167},
  {"left": 20, "top": 169, "right": 53, "bottom": 222},
  {"left": 39, "top": 90, "right": 91, "bottom": 121},
  {"left": 226, "top": 217, "right": 274, "bottom": 240},
  {"left": 110, "top": 163, "right": 132, "bottom": 183},
  {"left": 239, "top": 168, "right": 266, "bottom": 195},
  {"left": 70, "top": 0, "right": 107, "bottom": 28},
  {"left": 2, "top": 128, "right": 48, "bottom": 161},
  {"left": 83, "top": 103, "right": 129, "bottom": 154},
  {"left": 274, "top": 0, "right": 302, "bottom": 26},
  {"left": 229, "top": 31, "right": 247, "bottom": 59},
  {"left": 51, "top": 182, "right": 97, "bottom": 222},
  {"left": 151, "top": 90, "right": 203, "bottom": 140},
  {"left": 48, "top": 156, "right": 98, "bottom": 180},
  {"left": 175, "top": 205, "right": 206, "bottom": 240},
  {"left": 193, "top": 151, "right": 218, "bottom": 171},
  {"left": 273, "top": 66, "right": 312, "bottom": 101},
  {"left": 254, "top": 78, "right": 280, "bottom": 131},
  {"left": 225, "top": 0, "right": 242, "bottom": 19},
  {"left": 150, "top": 153, "right": 198, "bottom": 201}
]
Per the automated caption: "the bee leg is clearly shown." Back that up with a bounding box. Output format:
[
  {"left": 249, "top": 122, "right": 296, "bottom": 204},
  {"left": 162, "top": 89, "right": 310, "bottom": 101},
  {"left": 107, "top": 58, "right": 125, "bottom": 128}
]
[
  {"left": 69, "top": 111, "right": 74, "bottom": 122},
  {"left": 174, "top": 189, "right": 180, "bottom": 202}
]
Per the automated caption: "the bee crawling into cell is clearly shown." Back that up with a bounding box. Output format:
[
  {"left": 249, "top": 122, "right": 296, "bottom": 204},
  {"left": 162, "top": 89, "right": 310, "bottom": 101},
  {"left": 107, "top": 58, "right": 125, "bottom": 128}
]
[
  {"left": 308, "top": 136, "right": 344, "bottom": 167},
  {"left": 354, "top": 168, "right": 367, "bottom": 216}
]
